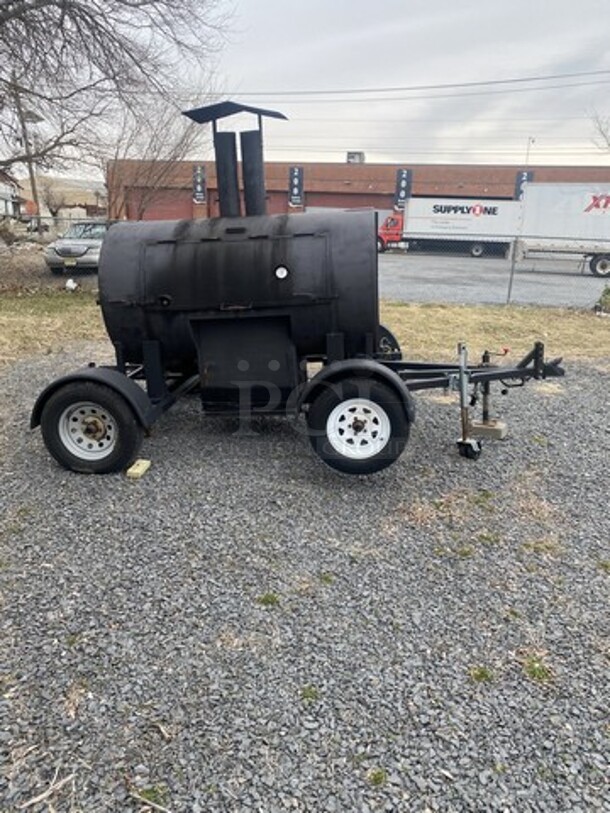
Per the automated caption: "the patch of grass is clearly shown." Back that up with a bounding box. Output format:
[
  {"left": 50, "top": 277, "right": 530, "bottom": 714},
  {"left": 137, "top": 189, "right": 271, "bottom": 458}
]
[
  {"left": 399, "top": 487, "right": 497, "bottom": 532},
  {"left": 380, "top": 301, "right": 610, "bottom": 360},
  {"left": 504, "top": 607, "right": 522, "bottom": 621},
  {"left": 531, "top": 435, "right": 549, "bottom": 447},
  {"left": 256, "top": 591, "right": 280, "bottom": 608},
  {"left": 469, "top": 665, "right": 494, "bottom": 683},
  {"left": 597, "top": 560, "right": 610, "bottom": 574},
  {"left": 596, "top": 285, "right": 610, "bottom": 313},
  {"left": 0, "top": 674, "right": 17, "bottom": 696},
  {"left": 477, "top": 531, "right": 501, "bottom": 546},
  {"left": 433, "top": 543, "right": 476, "bottom": 559},
  {"left": 521, "top": 537, "right": 563, "bottom": 557},
  {"left": 300, "top": 684, "right": 320, "bottom": 703},
  {"left": 136, "top": 785, "right": 169, "bottom": 806},
  {"left": 0, "top": 290, "right": 105, "bottom": 365},
  {"left": 64, "top": 678, "right": 89, "bottom": 719},
  {"left": 472, "top": 488, "right": 495, "bottom": 506},
  {"left": 319, "top": 572, "right": 335, "bottom": 585},
  {"left": 367, "top": 768, "right": 388, "bottom": 787},
  {"left": 2, "top": 293, "right": 608, "bottom": 368},
  {"left": 518, "top": 649, "right": 554, "bottom": 684}
]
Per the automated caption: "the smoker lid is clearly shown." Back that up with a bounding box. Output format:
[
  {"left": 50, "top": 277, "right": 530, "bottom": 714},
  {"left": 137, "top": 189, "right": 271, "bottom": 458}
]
[{"left": 182, "top": 101, "right": 288, "bottom": 124}]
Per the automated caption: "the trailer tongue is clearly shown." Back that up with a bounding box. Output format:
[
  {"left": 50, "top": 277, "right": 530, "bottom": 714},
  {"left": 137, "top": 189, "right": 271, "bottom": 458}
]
[{"left": 31, "top": 102, "right": 565, "bottom": 476}]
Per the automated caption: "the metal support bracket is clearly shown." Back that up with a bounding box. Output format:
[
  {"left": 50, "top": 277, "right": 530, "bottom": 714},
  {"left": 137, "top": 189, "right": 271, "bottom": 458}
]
[{"left": 456, "top": 343, "right": 482, "bottom": 460}]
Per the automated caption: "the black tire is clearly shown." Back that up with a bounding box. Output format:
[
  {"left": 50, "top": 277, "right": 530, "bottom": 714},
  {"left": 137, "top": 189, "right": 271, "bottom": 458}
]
[
  {"left": 470, "top": 243, "right": 485, "bottom": 258},
  {"left": 589, "top": 254, "right": 610, "bottom": 277},
  {"left": 307, "top": 377, "right": 410, "bottom": 475},
  {"left": 377, "top": 238, "right": 386, "bottom": 253},
  {"left": 40, "top": 382, "right": 143, "bottom": 474},
  {"left": 50, "top": 267, "right": 63, "bottom": 276},
  {"left": 378, "top": 325, "right": 403, "bottom": 360}
]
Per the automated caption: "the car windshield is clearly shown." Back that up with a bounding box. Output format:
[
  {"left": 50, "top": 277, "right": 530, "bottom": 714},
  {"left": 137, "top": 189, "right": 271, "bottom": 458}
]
[{"left": 62, "top": 223, "right": 107, "bottom": 240}]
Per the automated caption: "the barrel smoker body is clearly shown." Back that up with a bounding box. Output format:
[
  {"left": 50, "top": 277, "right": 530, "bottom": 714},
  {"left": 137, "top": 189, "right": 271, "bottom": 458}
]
[{"left": 99, "top": 210, "right": 383, "bottom": 414}]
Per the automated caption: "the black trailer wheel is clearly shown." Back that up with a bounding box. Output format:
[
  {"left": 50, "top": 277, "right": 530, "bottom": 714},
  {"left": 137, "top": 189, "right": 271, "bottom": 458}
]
[
  {"left": 307, "top": 377, "right": 410, "bottom": 475},
  {"left": 377, "top": 237, "right": 386, "bottom": 253},
  {"left": 40, "top": 382, "right": 143, "bottom": 474},
  {"left": 589, "top": 254, "right": 610, "bottom": 277},
  {"left": 470, "top": 242, "right": 485, "bottom": 258},
  {"left": 378, "top": 325, "right": 403, "bottom": 360}
]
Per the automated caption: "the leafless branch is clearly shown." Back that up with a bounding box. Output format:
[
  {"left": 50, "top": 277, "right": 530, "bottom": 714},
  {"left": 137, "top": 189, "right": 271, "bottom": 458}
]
[
  {"left": 0, "top": 0, "right": 228, "bottom": 172},
  {"left": 592, "top": 110, "right": 610, "bottom": 151},
  {"left": 18, "top": 771, "right": 75, "bottom": 809}
]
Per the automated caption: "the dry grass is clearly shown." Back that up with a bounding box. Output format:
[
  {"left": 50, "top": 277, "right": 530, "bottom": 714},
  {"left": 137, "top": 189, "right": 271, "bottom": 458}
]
[
  {"left": 0, "top": 291, "right": 608, "bottom": 368},
  {"left": 380, "top": 301, "right": 610, "bottom": 361},
  {"left": 0, "top": 291, "right": 105, "bottom": 365}
]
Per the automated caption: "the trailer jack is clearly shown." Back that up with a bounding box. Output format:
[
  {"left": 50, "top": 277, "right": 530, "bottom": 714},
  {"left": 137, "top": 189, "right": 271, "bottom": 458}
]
[{"left": 456, "top": 343, "right": 483, "bottom": 459}]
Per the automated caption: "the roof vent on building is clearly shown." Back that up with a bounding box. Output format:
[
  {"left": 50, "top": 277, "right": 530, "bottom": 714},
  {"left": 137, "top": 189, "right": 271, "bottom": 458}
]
[{"left": 346, "top": 152, "right": 366, "bottom": 164}]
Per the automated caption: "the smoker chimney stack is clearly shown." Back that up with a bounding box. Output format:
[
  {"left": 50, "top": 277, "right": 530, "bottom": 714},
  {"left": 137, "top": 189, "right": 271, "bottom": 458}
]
[{"left": 182, "top": 101, "right": 287, "bottom": 217}]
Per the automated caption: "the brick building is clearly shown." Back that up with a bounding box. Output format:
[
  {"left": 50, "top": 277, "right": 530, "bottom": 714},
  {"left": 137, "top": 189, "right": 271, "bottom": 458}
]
[{"left": 107, "top": 159, "right": 610, "bottom": 221}]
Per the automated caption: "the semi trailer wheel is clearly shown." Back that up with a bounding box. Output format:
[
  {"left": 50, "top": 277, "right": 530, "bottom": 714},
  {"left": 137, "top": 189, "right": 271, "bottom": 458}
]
[
  {"left": 40, "top": 382, "right": 143, "bottom": 474},
  {"left": 307, "top": 377, "right": 410, "bottom": 474},
  {"left": 589, "top": 254, "right": 610, "bottom": 277}
]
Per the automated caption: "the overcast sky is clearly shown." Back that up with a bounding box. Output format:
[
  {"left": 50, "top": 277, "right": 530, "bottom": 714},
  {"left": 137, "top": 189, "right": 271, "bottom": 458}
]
[{"left": 206, "top": 0, "right": 610, "bottom": 165}]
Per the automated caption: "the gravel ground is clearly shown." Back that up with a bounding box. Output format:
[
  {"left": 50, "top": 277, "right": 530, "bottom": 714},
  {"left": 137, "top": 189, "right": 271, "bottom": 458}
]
[{"left": 0, "top": 343, "right": 608, "bottom": 812}]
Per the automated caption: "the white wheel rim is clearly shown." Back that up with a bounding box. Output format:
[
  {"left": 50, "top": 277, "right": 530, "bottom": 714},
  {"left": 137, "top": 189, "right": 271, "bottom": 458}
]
[
  {"left": 58, "top": 401, "right": 118, "bottom": 461},
  {"left": 326, "top": 398, "right": 391, "bottom": 459}
]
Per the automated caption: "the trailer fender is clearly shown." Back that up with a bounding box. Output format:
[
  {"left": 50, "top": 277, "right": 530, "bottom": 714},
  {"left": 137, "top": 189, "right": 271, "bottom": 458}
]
[
  {"left": 297, "top": 359, "right": 416, "bottom": 424},
  {"left": 30, "top": 367, "right": 155, "bottom": 430}
]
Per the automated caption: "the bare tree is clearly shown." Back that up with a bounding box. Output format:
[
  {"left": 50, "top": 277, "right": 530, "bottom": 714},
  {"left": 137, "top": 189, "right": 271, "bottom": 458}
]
[
  {"left": 0, "top": 0, "right": 227, "bottom": 172},
  {"left": 39, "top": 177, "right": 67, "bottom": 223},
  {"left": 103, "top": 100, "right": 208, "bottom": 220},
  {"left": 592, "top": 111, "right": 610, "bottom": 151}
]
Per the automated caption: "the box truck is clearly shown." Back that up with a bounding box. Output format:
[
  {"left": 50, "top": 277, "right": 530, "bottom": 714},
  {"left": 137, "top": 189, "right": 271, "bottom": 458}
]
[
  {"left": 377, "top": 183, "right": 610, "bottom": 276},
  {"left": 377, "top": 197, "right": 520, "bottom": 257}
]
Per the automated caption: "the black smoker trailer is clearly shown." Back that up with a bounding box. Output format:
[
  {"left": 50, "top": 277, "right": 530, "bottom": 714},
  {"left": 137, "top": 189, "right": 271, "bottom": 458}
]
[{"left": 31, "top": 103, "right": 564, "bottom": 475}]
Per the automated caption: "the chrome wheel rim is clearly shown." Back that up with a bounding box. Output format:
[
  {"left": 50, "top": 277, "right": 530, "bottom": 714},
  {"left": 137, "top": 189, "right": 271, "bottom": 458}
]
[
  {"left": 58, "top": 401, "right": 117, "bottom": 460},
  {"left": 326, "top": 398, "right": 391, "bottom": 459}
]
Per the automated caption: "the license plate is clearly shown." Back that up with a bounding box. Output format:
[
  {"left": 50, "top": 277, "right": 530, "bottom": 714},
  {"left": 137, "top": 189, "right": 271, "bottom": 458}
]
[{"left": 63, "top": 259, "right": 78, "bottom": 267}]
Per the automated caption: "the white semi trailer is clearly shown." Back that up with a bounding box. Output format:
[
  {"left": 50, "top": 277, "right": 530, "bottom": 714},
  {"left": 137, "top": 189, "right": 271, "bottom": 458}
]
[
  {"left": 377, "top": 183, "right": 610, "bottom": 276},
  {"left": 516, "top": 183, "right": 610, "bottom": 276}
]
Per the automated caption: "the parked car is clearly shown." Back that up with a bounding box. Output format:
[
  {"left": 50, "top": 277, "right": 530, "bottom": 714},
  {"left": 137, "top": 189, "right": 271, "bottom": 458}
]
[{"left": 45, "top": 221, "right": 110, "bottom": 275}]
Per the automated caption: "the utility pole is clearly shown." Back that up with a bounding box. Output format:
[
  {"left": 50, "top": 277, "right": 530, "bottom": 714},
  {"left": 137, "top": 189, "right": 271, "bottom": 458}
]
[{"left": 11, "top": 72, "right": 42, "bottom": 233}]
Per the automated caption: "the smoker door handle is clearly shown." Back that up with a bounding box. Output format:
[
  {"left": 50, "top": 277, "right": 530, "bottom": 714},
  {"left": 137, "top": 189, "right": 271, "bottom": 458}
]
[{"left": 219, "top": 302, "right": 253, "bottom": 311}]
